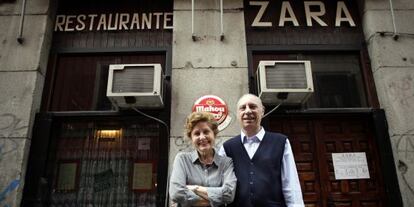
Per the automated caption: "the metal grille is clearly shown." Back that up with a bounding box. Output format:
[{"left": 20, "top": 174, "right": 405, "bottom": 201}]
[
  {"left": 265, "top": 63, "right": 307, "bottom": 89},
  {"left": 112, "top": 67, "right": 154, "bottom": 93}
]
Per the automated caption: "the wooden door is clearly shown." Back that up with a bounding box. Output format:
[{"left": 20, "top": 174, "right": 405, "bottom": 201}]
[{"left": 268, "top": 115, "right": 386, "bottom": 207}]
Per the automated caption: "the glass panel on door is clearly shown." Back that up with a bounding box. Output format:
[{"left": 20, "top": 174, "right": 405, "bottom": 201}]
[{"left": 49, "top": 120, "right": 160, "bottom": 207}]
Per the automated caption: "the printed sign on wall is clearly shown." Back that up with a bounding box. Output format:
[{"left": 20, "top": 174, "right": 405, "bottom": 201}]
[
  {"left": 192, "top": 95, "right": 232, "bottom": 131},
  {"left": 332, "top": 152, "right": 370, "bottom": 180}
]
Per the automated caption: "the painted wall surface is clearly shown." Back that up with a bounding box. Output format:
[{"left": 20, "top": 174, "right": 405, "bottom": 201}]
[
  {"left": 0, "top": 0, "right": 52, "bottom": 206},
  {"left": 169, "top": 0, "right": 248, "bottom": 169},
  {"left": 363, "top": 0, "right": 414, "bottom": 206}
]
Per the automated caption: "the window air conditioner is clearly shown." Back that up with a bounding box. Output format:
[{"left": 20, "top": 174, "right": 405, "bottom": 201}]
[
  {"left": 256, "top": 60, "right": 314, "bottom": 105},
  {"left": 106, "top": 64, "right": 164, "bottom": 108}
]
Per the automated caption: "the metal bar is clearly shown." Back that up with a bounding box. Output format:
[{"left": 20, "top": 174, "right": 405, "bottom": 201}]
[
  {"left": 17, "top": 0, "right": 28, "bottom": 44},
  {"left": 220, "top": 0, "right": 224, "bottom": 40},
  {"left": 192, "top": 0, "right": 196, "bottom": 40},
  {"left": 388, "top": 0, "right": 399, "bottom": 40}
]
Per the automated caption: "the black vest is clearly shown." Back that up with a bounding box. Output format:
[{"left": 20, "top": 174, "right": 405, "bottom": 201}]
[{"left": 223, "top": 132, "right": 287, "bottom": 207}]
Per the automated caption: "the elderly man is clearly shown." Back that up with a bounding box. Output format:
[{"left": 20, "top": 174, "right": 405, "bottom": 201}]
[{"left": 219, "top": 94, "right": 304, "bottom": 207}]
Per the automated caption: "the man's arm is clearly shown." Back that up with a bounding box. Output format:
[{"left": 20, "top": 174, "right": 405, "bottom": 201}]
[{"left": 281, "top": 139, "right": 305, "bottom": 207}]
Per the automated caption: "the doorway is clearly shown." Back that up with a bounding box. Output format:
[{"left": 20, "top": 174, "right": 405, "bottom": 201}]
[
  {"left": 24, "top": 115, "right": 169, "bottom": 207},
  {"left": 22, "top": 52, "right": 170, "bottom": 207},
  {"left": 267, "top": 113, "right": 387, "bottom": 206}
]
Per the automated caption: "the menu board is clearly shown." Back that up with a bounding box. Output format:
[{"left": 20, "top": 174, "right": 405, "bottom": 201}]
[{"left": 332, "top": 152, "right": 370, "bottom": 180}]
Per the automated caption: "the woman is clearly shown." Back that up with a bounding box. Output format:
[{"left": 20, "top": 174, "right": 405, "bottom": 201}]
[{"left": 169, "top": 112, "right": 237, "bottom": 207}]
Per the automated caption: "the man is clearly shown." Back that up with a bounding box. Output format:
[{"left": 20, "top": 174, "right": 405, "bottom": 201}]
[{"left": 218, "top": 94, "right": 304, "bottom": 207}]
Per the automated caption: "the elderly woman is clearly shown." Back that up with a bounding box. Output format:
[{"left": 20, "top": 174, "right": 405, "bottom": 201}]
[{"left": 169, "top": 111, "right": 237, "bottom": 207}]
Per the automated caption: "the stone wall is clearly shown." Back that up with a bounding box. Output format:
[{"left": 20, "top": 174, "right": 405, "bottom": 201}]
[
  {"left": 363, "top": 0, "right": 414, "bottom": 206},
  {"left": 2, "top": 0, "right": 413, "bottom": 206},
  {"left": 0, "top": 0, "right": 51, "bottom": 206},
  {"left": 169, "top": 0, "right": 248, "bottom": 168}
]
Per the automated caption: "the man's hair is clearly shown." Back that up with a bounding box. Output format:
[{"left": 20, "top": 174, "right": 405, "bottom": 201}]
[
  {"left": 184, "top": 111, "right": 219, "bottom": 138},
  {"left": 236, "top": 94, "right": 265, "bottom": 110}
]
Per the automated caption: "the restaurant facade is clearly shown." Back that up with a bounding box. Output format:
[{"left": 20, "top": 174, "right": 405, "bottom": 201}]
[{"left": 0, "top": 0, "right": 413, "bottom": 206}]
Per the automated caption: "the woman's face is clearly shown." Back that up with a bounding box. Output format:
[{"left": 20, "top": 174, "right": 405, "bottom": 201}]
[{"left": 191, "top": 121, "right": 215, "bottom": 153}]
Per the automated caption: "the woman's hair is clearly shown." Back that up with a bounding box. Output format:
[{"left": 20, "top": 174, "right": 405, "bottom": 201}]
[{"left": 185, "top": 111, "right": 219, "bottom": 138}]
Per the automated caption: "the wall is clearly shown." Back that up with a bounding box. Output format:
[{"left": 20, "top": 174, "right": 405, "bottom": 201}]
[
  {"left": 363, "top": 0, "right": 414, "bottom": 206},
  {"left": 0, "top": 0, "right": 52, "bottom": 206},
  {"left": 169, "top": 0, "right": 248, "bottom": 168}
]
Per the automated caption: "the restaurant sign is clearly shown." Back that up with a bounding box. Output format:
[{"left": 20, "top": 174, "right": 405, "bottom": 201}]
[
  {"left": 55, "top": 12, "right": 173, "bottom": 32},
  {"left": 247, "top": 0, "right": 357, "bottom": 27}
]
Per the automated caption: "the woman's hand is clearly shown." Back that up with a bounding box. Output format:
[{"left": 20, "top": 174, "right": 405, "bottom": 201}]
[
  {"left": 187, "top": 185, "right": 210, "bottom": 206},
  {"left": 192, "top": 199, "right": 210, "bottom": 206}
]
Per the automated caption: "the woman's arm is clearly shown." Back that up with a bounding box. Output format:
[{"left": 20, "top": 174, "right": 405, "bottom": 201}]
[
  {"left": 169, "top": 153, "right": 206, "bottom": 206},
  {"left": 189, "top": 158, "right": 237, "bottom": 206}
]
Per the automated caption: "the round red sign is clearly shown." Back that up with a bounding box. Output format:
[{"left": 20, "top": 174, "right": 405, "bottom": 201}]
[{"left": 192, "top": 95, "right": 231, "bottom": 131}]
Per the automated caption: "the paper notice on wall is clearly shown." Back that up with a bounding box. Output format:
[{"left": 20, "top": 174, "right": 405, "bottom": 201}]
[
  {"left": 138, "top": 138, "right": 151, "bottom": 150},
  {"left": 132, "top": 163, "right": 153, "bottom": 190},
  {"left": 57, "top": 162, "right": 78, "bottom": 191},
  {"left": 332, "top": 152, "right": 370, "bottom": 180}
]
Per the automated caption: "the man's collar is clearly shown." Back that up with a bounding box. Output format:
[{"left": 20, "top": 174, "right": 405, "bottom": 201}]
[{"left": 240, "top": 127, "right": 265, "bottom": 142}]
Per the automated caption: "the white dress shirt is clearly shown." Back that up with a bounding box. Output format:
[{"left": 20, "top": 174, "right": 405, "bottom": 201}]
[{"left": 218, "top": 127, "right": 305, "bottom": 207}]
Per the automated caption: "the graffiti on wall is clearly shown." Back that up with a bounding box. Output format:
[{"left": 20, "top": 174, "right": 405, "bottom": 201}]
[
  {"left": 0, "top": 113, "right": 28, "bottom": 138},
  {"left": 0, "top": 138, "right": 18, "bottom": 164},
  {"left": 396, "top": 129, "right": 414, "bottom": 195},
  {"left": 386, "top": 73, "right": 414, "bottom": 196},
  {"left": 387, "top": 74, "right": 414, "bottom": 108},
  {"left": 0, "top": 114, "right": 26, "bottom": 163},
  {"left": 173, "top": 136, "right": 191, "bottom": 152},
  {"left": 0, "top": 114, "right": 26, "bottom": 206},
  {"left": 0, "top": 179, "right": 20, "bottom": 207}
]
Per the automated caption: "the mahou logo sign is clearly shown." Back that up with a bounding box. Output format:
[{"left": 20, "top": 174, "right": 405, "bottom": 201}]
[{"left": 192, "top": 95, "right": 232, "bottom": 131}]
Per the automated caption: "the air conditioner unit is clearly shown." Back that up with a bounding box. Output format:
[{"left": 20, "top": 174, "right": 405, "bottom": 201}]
[
  {"left": 256, "top": 60, "right": 314, "bottom": 105},
  {"left": 106, "top": 64, "right": 164, "bottom": 108}
]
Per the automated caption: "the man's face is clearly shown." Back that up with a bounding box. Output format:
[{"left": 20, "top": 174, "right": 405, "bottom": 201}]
[{"left": 237, "top": 95, "right": 264, "bottom": 133}]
